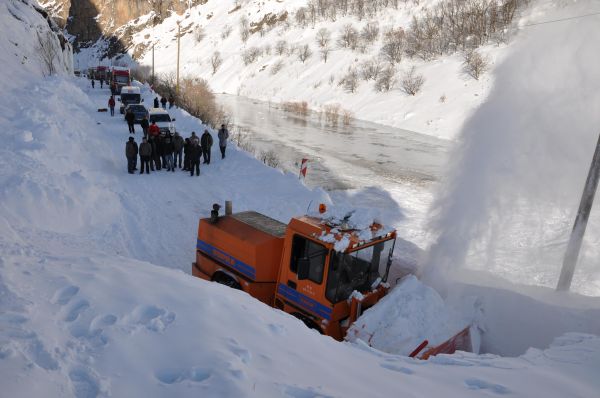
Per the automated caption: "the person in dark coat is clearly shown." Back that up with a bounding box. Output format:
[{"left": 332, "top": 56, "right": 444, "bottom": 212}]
[
  {"left": 160, "top": 96, "right": 167, "bottom": 109},
  {"left": 140, "top": 115, "right": 150, "bottom": 138},
  {"left": 172, "top": 132, "right": 184, "bottom": 168},
  {"left": 156, "top": 134, "right": 165, "bottom": 168},
  {"left": 125, "top": 108, "right": 136, "bottom": 134},
  {"left": 153, "top": 97, "right": 159, "bottom": 108},
  {"left": 183, "top": 138, "right": 191, "bottom": 171},
  {"left": 190, "top": 131, "right": 199, "bottom": 145},
  {"left": 189, "top": 140, "right": 202, "bottom": 176},
  {"left": 168, "top": 95, "right": 175, "bottom": 108},
  {"left": 111, "top": 82, "right": 117, "bottom": 96},
  {"left": 150, "top": 136, "right": 161, "bottom": 171},
  {"left": 139, "top": 137, "right": 152, "bottom": 174},
  {"left": 99, "top": 77, "right": 104, "bottom": 88},
  {"left": 91, "top": 78, "right": 95, "bottom": 88},
  {"left": 125, "top": 137, "right": 138, "bottom": 174},
  {"left": 200, "top": 129, "right": 213, "bottom": 164},
  {"left": 163, "top": 134, "right": 175, "bottom": 172},
  {"left": 217, "top": 124, "right": 229, "bottom": 159},
  {"left": 108, "top": 96, "right": 116, "bottom": 116}
]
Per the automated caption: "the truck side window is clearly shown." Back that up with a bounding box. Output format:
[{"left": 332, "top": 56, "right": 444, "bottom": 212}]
[{"left": 290, "top": 235, "right": 327, "bottom": 284}]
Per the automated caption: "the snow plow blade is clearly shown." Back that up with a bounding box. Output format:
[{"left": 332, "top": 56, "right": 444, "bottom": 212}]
[{"left": 412, "top": 326, "right": 473, "bottom": 360}]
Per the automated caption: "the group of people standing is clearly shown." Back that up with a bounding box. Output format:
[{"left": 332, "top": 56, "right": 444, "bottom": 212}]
[
  {"left": 125, "top": 124, "right": 230, "bottom": 177},
  {"left": 153, "top": 96, "right": 174, "bottom": 109}
]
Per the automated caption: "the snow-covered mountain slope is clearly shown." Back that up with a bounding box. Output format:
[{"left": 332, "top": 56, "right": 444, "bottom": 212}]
[{"left": 1, "top": 0, "right": 72, "bottom": 89}]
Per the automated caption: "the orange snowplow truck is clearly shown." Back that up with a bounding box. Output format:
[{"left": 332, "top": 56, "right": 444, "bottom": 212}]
[{"left": 192, "top": 207, "right": 395, "bottom": 340}]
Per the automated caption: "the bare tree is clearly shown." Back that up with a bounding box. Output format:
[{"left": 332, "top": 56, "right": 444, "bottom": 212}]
[
  {"left": 221, "top": 24, "right": 233, "bottom": 39},
  {"left": 210, "top": 51, "right": 223, "bottom": 74},
  {"left": 298, "top": 44, "right": 313, "bottom": 63},
  {"left": 239, "top": 16, "right": 250, "bottom": 43},
  {"left": 275, "top": 40, "right": 288, "bottom": 55},
  {"left": 35, "top": 31, "right": 58, "bottom": 76},
  {"left": 375, "top": 64, "right": 396, "bottom": 92},
  {"left": 242, "top": 47, "right": 262, "bottom": 65},
  {"left": 320, "top": 45, "right": 331, "bottom": 63},
  {"left": 401, "top": 66, "right": 425, "bottom": 95},
  {"left": 271, "top": 60, "right": 285, "bottom": 75},
  {"left": 316, "top": 27, "right": 331, "bottom": 48},
  {"left": 380, "top": 27, "right": 405, "bottom": 64},
  {"left": 295, "top": 7, "right": 308, "bottom": 27},
  {"left": 360, "top": 58, "right": 382, "bottom": 81},
  {"left": 338, "top": 24, "right": 359, "bottom": 49},
  {"left": 360, "top": 21, "right": 380, "bottom": 44},
  {"left": 340, "top": 67, "right": 359, "bottom": 93},
  {"left": 463, "top": 50, "right": 490, "bottom": 80}
]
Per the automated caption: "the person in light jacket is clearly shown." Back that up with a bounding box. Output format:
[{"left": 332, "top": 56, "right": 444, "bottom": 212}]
[{"left": 217, "top": 124, "right": 229, "bottom": 159}]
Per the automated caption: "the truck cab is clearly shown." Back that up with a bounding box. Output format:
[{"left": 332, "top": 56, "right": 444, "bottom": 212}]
[
  {"left": 193, "top": 210, "right": 396, "bottom": 340},
  {"left": 119, "top": 86, "right": 142, "bottom": 114}
]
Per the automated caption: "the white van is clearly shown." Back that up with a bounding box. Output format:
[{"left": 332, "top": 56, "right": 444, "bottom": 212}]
[
  {"left": 148, "top": 108, "right": 176, "bottom": 134},
  {"left": 119, "top": 86, "right": 142, "bottom": 114}
]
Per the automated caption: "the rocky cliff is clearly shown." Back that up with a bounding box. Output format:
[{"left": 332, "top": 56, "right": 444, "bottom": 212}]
[{"left": 40, "top": 0, "right": 206, "bottom": 55}]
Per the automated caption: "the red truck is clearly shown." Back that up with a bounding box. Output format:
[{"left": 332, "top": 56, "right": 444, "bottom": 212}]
[{"left": 110, "top": 66, "right": 131, "bottom": 95}]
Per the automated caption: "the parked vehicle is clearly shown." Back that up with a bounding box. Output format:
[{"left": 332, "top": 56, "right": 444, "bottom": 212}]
[
  {"left": 110, "top": 66, "right": 130, "bottom": 95},
  {"left": 119, "top": 86, "right": 142, "bottom": 114},
  {"left": 148, "top": 108, "right": 176, "bottom": 134},
  {"left": 123, "top": 104, "right": 149, "bottom": 124}
]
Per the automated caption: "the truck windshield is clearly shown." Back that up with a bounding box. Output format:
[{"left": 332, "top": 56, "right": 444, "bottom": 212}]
[
  {"left": 325, "top": 238, "right": 395, "bottom": 303},
  {"left": 150, "top": 114, "right": 171, "bottom": 123},
  {"left": 115, "top": 75, "right": 129, "bottom": 84},
  {"left": 121, "top": 94, "right": 140, "bottom": 104}
]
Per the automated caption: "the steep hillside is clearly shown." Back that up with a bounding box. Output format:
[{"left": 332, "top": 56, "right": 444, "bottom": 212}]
[{"left": 1, "top": 0, "right": 73, "bottom": 88}]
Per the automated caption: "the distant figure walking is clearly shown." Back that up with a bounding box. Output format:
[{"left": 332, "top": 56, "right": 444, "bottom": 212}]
[
  {"left": 160, "top": 97, "right": 167, "bottom": 109},
  {"left": 173, "top": 132, "right": 184, "bottom": 169},
  {"left": 125, "top": 108, "right": 136, "bottom": 134},
  {"left": 99, "top": 77, "right": 104, "bottom": 88},
  {"left": 140, "top": 115, "right": 150, "bottom": 138},
  {"left": 139, "top": 137, "right": 152, "bottom": 174},
  {"left": 218, "top": 124, "right": 229, "bottom": 159},
  {"left": 125, "top": 137, "right": 138, "bottom": 174},
  {"left": 111, "top": 82, "right": 117, "bottom": 96},
  {"left": 168, "top": 95, "right": 175, "bottom": 109},
  {"left": 189, "top": 140, "right": 201, "bottom": 176},
  {"left": 91, "top": 79, "right": 95, "bottom": 89},
  {"left": 201, "top": 129, "right": 213, "bottom": 164},
  {"left": 153, "top": 97, "right": 159, "bottom": 108},
  {"left": 108, "top": 96, "right": 116, "bottom": 116}
]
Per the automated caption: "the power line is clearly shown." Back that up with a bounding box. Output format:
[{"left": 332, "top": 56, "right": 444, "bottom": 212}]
[{"left": 521, "top": 11, "right": 600, "bottom": 27}]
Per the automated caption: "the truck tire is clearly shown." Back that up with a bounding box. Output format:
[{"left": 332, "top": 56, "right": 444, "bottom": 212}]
[{"left": 212, "top": 272, "right": 242, "bottom": 290}]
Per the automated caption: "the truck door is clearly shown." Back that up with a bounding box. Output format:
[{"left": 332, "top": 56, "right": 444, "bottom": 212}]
[{"left": 279, "top": 235, "right": 332, "bottom": 321}]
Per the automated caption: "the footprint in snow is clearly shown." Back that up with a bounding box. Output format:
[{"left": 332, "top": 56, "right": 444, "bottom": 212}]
[
  {"left": 464, "top": 378, "right": 511, "bottom": 395},
  {"left": 228, "top": 338, "right": 252, "bottom": 364},
  {"left": 154, "top": 367, "right": 211, "bottom": 384},
  {"left": 64, "top": 299, "right": 90, "bottom": 322},
  {"left": 69, "top": 366, "right": 102, "bottom": 398},
  {"left": 125, "top": 305, "right": 175, "bottom": 333},
  {"left": 52, "top": 285, "right": 79, "bottom": 305}
]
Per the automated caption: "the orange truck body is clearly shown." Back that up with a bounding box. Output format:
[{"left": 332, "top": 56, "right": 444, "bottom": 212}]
[
  {"left": 192, "top": 210, "right": 472, "bottom": 356},
  {"left": 193, "top": 211, "right": 395, "bottom": 340}
]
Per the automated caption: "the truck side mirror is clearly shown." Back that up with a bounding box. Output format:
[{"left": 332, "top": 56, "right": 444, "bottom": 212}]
[{"left": 297, "top": 258, "right": 310, "bottom": 280}]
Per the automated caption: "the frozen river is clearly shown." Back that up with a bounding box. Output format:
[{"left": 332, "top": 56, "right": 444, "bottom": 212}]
[{"left": 216, "top": 94, "right": 449, "bottom": 192}]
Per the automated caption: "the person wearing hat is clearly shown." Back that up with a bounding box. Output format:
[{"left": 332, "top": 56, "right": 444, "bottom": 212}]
[
  {"left": 125, "top": 137, "right": 138, "bottom": 174},
  {"left": 139, "top": 137, "right": 152, "bottom": 174}
]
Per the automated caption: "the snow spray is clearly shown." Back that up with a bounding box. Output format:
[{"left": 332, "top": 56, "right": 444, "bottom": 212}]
[{"left": 422, "top": 2, "right": 600, "bottom": 296}]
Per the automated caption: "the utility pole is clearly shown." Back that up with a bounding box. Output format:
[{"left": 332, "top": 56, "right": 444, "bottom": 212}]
[
  {"left": 557, "top": 131, "right": 600, "bottom": 291},
  {"left": 176, "top": 21, "right": 181, "bottom": 96}
]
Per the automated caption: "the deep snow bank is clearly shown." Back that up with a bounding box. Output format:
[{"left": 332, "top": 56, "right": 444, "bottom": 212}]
[{"left": 347, "top": 275, "right": 479, "bottom": 356}]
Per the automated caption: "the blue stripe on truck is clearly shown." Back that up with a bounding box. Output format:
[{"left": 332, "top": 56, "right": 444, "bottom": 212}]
[
  {"left": 196, "top": 239, "right": 256, "bottom": 280},
  {"left": 277, "top": 283, "right": 332, "bottom": 320}
]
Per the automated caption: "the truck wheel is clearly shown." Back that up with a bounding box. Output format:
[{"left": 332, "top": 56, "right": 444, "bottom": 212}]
[
  {"left": 292, "top": 313, "right": 323, "bottom": 334},
  {"left": 212, "top": 272, "right": 242, "bottom": 290}
]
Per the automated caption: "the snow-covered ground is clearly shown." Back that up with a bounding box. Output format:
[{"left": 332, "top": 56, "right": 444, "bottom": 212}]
[{"left": 1, "top": 0, "right": 599, "bottom": 396}]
